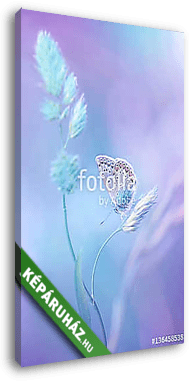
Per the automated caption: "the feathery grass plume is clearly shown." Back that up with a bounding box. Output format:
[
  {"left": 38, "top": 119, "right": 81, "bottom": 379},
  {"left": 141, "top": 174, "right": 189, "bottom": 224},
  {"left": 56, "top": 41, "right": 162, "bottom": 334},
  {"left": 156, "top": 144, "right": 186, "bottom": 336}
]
[
  {"left": 69, "top": 94, "right": 87, "bottom": 138},
  {"left": 122, "top": 187, "right": 158, "bottom": 232},
  {"left": 60, "top": 106, "right": 70, "bottom": 120},
  {"left": 63, "top": 73, "right": 78, "bottom": 105},
  {"left": 35, "top": 31, "right": 67, "bottom": 97},
  {"left": 41, "top": 100, "right": 61, "bottom": 120},
  {"left": 51, "top": 149, "right": 80, "bottom": 194},
  {"left": 34, "top": 30, "right": 107, "bottom": 342}
]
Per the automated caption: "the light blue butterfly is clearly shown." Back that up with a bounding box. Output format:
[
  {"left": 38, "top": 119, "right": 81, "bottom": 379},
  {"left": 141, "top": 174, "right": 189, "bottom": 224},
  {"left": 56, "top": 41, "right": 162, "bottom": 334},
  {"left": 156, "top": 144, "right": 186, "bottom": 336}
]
[{"left": 96, "top": 155, "right": 137, "bottom": 220}]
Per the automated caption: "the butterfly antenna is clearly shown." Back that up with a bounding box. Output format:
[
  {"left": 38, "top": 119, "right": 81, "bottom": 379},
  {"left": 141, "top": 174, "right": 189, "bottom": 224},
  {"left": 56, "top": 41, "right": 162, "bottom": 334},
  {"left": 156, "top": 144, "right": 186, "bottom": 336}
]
[{"left": 100, "top": 210, "right": 113, "bottom": 225}]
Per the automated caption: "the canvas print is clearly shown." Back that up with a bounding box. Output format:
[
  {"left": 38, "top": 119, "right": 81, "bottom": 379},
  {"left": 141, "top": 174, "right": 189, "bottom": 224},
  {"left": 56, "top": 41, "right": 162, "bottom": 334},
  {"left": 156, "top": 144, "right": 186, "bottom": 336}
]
[{"left": 15, "top": 8, "right": 184, "bottom": 367}]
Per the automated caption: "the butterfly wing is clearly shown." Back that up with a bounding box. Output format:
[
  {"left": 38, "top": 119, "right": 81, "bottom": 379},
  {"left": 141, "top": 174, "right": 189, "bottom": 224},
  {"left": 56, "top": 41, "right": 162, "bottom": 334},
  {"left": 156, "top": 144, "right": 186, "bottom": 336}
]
[
  {"left": 95, "top": 155, "right": 118, "bottom": 202},
  {"left": 114, "top": 158, "right": 137, "bottom": 191},
  {"left": 114, "top": 158, "right": 137, "bottom": 214},
  {"left": 95, "top": 155, "right": 137, "bottom": 215}
]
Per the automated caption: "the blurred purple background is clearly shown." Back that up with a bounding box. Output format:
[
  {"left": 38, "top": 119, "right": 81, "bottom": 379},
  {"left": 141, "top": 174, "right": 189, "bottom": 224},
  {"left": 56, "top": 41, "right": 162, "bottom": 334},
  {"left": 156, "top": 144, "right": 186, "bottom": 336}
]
[{"left": 18, "top": 9, "right": 184, "bottom": 366}]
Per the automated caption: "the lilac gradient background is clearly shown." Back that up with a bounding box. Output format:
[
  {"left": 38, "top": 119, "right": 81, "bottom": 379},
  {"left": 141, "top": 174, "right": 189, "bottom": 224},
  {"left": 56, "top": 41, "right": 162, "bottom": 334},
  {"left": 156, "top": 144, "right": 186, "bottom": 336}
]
[{"left": 19, "top": 9, "right": 184, "bottom": 366}]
